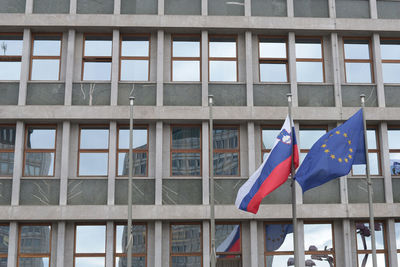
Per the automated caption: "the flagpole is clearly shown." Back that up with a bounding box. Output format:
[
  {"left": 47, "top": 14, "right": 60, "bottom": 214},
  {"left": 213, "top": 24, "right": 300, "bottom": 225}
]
[
  {"left": 127, "top": 90, "right": 135, "bottom": 267},
  {"left": 360, "top": 94, "right": 377, "bottom": 267},
  {"left": 209, "top": 95, "right": 216, "bottom": 267},
  {"left": 287, "top": 94, "right": 298, "bottom": 267}
]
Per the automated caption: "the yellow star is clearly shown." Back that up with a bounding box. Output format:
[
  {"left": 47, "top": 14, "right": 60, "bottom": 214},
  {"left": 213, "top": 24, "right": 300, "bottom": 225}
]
[
  {"left": 344, "top": 158, "right": 348, "bottom": 163},
  {"left": 338, "top": 158, "right": 343, "bottom": 162},
  {"left": 330, "top": 154, "right": 336, "bottom": 159},
  {"left": 321, "top": 144, "right": 327, "bottom": 148},
  {"left": 348, "top": 155, "right": 352, "bottom": 159},
  {"left": 343, "top": 133, "right": 348, "bottom": 137},
  {"left": 324, "top": 149, "right": 329, "bottom": 153},
  {"left": 349, "top": 148, "right": 353, "bottom": 152},
  {"left": 348, "top": 140, "right": 351, "bottom": 145},
  {"left": 336, "top": 131, "right": 340, "bottom": 134}
]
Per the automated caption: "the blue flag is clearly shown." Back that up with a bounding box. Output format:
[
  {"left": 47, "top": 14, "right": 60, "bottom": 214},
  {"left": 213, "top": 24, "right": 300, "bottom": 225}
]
[{"left": 295, "top": 109, "right": 366, "bottom": 192}]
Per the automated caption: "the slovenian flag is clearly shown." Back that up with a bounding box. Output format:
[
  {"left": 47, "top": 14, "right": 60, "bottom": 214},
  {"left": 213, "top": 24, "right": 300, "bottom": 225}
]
[{"left": 235, "top": 116, "right": 299, "bottom": 214}]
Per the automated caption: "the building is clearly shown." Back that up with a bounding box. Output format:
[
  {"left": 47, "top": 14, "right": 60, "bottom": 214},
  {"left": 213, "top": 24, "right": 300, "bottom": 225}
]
[{"left": 0, "top": 0, "right": 400, "bottom": 266}]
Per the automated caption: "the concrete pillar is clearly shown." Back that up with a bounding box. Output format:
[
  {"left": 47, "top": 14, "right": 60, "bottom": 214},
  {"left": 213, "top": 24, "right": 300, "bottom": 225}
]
[
  {"left": 245, "top": 31, "right": 254, "bottom": 107},
  {"left": 380, "top": 123, "right": 393, "bottom": 203},
  {"left": 341, "top": 219, "right": 353, "bottom": 267},
  {"left": 111, "top": 30, "right": 120, "bottom": 106},
  {"left": 18, "top": 29, "right": 31, "bottom": 106},
  {"left": 25, "top": 0, "right": 33, "bottom": 14},
  {"left": 296, "top": 220, "right": 305, "bottom": 267},
  {"left": 369, "top": 0, "right": 378, "bottom": 19},
  {"left": 155, "top": 121, "right": 163, "bottom": 205},
  {"left": 287, "top": 0, "right": 294, "bottom": 17},
  {"left": 105, "top": 222, "right": 114, "bottom": 267},
  {"left": 387, "top": 219, "right": 398, "bottom": 267},
  {"left": 64, "top": 30, "right": 75, "bottom": 106},
  {"left": 328, "top": 0, "right": 336, "bottom": 18},
  {"left": 114, "top": 0, "right": 121, "bottom": 14},
  {"left": 331, "top": 33, "right": 343, "bottom": 108},
  {"left": 156, "top": 30, "right": 164, "bottom": 106},
  {"left": 59, "top": 121, "right": 70, "bottom": 205},
  {"left": 56, "top": 222, "right": 66, "bottom": 267},
  {"left": 154, "top": 221, "right": 162, "bottom": 267},
  {"left": 158, "top": 0, "right": 164, "bottom": 15},
  {"left": 70, "top": 0, "right": 77, "bottom": 14},
  {"left": 201, "top": 0, "right": 207, "bottom": 15},
  {"left": 201, "top": 31, "right": 208, "bottom": 106},
  {"left": 108, "top": 122, "right": 117, "bottom": 205},
  {"left": 372, "top": 33, "right": 385, "bottom": 107},
  {"left": 203, "top": 221, "right": 210, "bottom": 267},
  {"left": 7, "top": 222, "right": 18, "bottom": 267},
  {"left": 294, "top": 122, "right": 302, "bottom": 204},
  {"left": 244, "top": 0, "right": 251, "bottom": 16},
  {"left": 250, "top": 220, "right": 258, "bottom": 267},
  {"left": 247, "top": 122, "right": 255, "bottom": 175},
  {"left": 11, "top": 121, "right": 24, "bottom": 205},
  {"left": 202, "top": 121, "right": 210, "bottom": 205},
  {"left": 288, "top": 32, "right": 298, "bottom": 107}
]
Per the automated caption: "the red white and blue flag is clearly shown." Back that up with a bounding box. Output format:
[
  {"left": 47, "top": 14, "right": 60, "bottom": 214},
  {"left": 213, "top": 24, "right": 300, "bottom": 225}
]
[
  {"left": 216, "top": 225, "right": 240, "bottom": 255},
  {"left": 235, "top": 116, "right": 299, "bottom": 214}
]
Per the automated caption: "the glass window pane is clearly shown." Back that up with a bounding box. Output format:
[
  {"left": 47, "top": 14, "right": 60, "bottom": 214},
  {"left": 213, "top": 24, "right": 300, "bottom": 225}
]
[
  {"left": 382, "top": 63, "right": 400, "bottom": 83},
  {"left": 296, "top": 62, "right": 323, "bottom": 82},
  {"left": 356, "top": 222, "right": 385, "bottom": 250},
  {"left": 75, "top": 257, "right": 105, "bottom": 267},
  {"left": 76, "top": 225, "right": 106, "bottom": 253},
  {"left": 352, "top": 152, "right": 379, "bottom": 175},
  {"left": 24, "top": 152, "right": 54, "bottom": 176},
  {"left": 390, "top": 153, "right": 400, "bottom": 175},
  {"left": 0, "top": 61, "right": 21, "bottom": 80},
  {"left": 209, "top": 61, "right": 237, "bottom": 82},
  {"left": 33, "top": 40, "right": 61, "bottom": 56},
  {"left": 0, "top": 38, "right": 23, "bottom": 55},
  {"left": 345, "top": 62, "right": 372, "bottom": 83},
  {"left": 118, "top": 129, "right": 148, "bottom": 149},
  {"left": 20, "top": 225, "right": 51, "bottom": 254},
  {"left": 31, "top": 59, "right": 60, "bottom": 80},
  {"left": 27, "top": 129, "right": 56, "bottom": 149},
  {"left": 259, "top": 42, "right": 286, "bottom": 58},
  {"left": 367, "top": 130, "right": 377, "bottom": 149},
  {"left": 304, "top": 255, "right": 333, "bottom": 267},
  {"left": 171, "top": 224, "right": 201, "bottom": 253},
  {"left": 171, "top": 256, "right": 201, "bottom": 267},
  {"left": 213, "top": 128, "right": 238, "bottom": 149},
  {"left": 304, "top": 224, "right": 333, "bottom": 251},
  {"left": 265, "top": 223, "right": 293, "bottom": 252},
  {"left": 344, "top": 43, "right": 370, "bottom": 59},
  {"left": 0, "top": 225, "right": 9, "bottom": 253},
  {"left": 260, "top": 63, "right": 287, "bottom": 82},
  {"left": 79, "top": 153, "right": 108, "bottom": 176},
  {"left": 172, "top": 127, "right": 200, "bottom": 149},
  {"left": 0, "top": 126, "right": 16, "bottom": 149},
  {"left": 381, "top": 43, "right": 400, "bottom": 60},
  {"left": 395, "top": 222, "right": 400, "bottom": 249},
  {"left": 80, "top": 129, "right": 109, "bottom": 149},
  {"left": 216, "top": 224, "right": 240, "bottom": 253},
  {"left": 265, "top": 255, "right": 294, "bottom": 267},
  {"left": 214, "top": 152, "right": 239, "bottom": 176},
  {"left": 173, "top": 41, "right": 200, "bottom": 57},
  {"left": 84, "top": 40, "right": 112, "bottom": 57},
  {"left": 120, "top": 60, "right": 149, "bottom": 81},
  {"left": 300, "top": 129, "right": 326, "bottom": 149},
  {"left": 262, "top": 129, "right": 280, "bottom": 150},
  {"left": 172, "top": 61, "right": 200, "bottom": 81},
  {"left": 209, "top": 42, "right": 236, "bottom": 58},
  {"left": 117, "top": 152, "right": 147, "bottom": 176},
  {"left": 121, "top": 40, "right": 149, "bottom": 57},
  {"left": 0, "top": 152, "right": 14, "bottom": 175},
  {"left": 357, "top": 254, "right": 387, "bottom": 267},
  {"left": 389, "top": 130, "right": 400, "bottom": 149},
  {"left": 171, "top": 153, "right": 201, "bottom": 176},
  {"left": 115, "top": 225, "right": 146, "bottom": 253},
  {"left": 18, "top": 257, "right": 49, "bottom": 267},
  {"left": 83, "top": 62, "right": 111, "bottom": 81},
  {"left": 296, "top": 43, "right": 322, "bottom": 59},
  {"left": 116, "top": 257, "right": 146, "bottom": 267}
]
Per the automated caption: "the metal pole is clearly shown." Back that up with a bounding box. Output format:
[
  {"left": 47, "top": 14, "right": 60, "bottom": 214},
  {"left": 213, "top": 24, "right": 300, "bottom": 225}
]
[
  {"left": 287, "top": 93, "right": 298, "bottom": 267},
  {"left": 127, "top": 93, "right": 135, "bottom": 267},
  {"left": 360, "top": 94, "right": 378, "bottom": 267},
  {"left": 209, "top": 95, "right": 216, "bottom": 267}
]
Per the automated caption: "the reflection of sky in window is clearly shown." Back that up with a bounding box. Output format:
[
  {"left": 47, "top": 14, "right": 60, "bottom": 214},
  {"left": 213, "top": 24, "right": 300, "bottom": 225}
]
[
  {"left": 388, "top": 130, "right": 400, "bottom": 149},
  {"left": 304, "top": 224, "right": 332, "bottom": 251},
  {"left": 118, "top": 129, "right": 147, "bottom": 149},
  {"left": 295, "top": 43, "right": 321, "bottom": 59},
  {"left": 356, "top": 223, "right": 385, "bottom": 250},
  {"left": 382, "top": 63, "right": 400, "bottom": 83},
  {"left": 0, "top": 40, "right": 23, "bottom": 55},
  {"left": 352, "top": 153, "right": 379, "bottom": 175},
  {"left": 299, "top": 129, "right": 326, "bottom": 149},
  {"left": 173, "top": 61, "right": 200, "bottom": 81},
  {"left": 344, "top": 43, "right": 370, "bottom": 59},
  {"left": 296, "top": 62, "right": 323, "bottom": 82},
  {"left": 304, "top": 255, "right": 332, "bottom": 267},
  {"left": 259, "top": 42, "right": 286, "bottom": 58},
  {"left": 33, "top": 40, "right": 61, "bottom": 56},
  {"left": 0, "top": 62, "right": 21, "bottom": 80},
  {"left": 28, "top": 129, "right": 56, "bottom": 149},
  {"left": 79, "top": 153, "right": 108, "bottom": 176},
  {"left": 121, "top": 41, "right": 149, "bottom": 57},
  {"left": 76, "top": 225, "right": 106, "bottom": 253},
  {"left": 262, "top": 129, "right": 280, "bottom": 150},
  {"left": 83, "top": 62, "right": 111, "bottom": 81},
  {"left": 173, "top": 41, "right": 200, "bottom": 57},
  {"left": 84, "top": 40, "right": 112, "bottom": 57},
  {"left": 265, "top": 255, "right": 293, "bottom": 267},
  {"left": 260, "top": 63, "right": 287, "bottom": 82},
  {"left": 209, "top": 42, "right": 236, "bottom": 58},
  {"left": 31, "top": 60, "right": 60, "bottom": 80},
  {"left": 381, "top": 44, "right": 400, "bottom": 60},
  {"left": 120, "top": 60, "right": 149, "bottom": 81},
  {"left": 80, "top": 129, "right": 109, "bottom": 149},
  {"left": 357, "top": 253, "right": 386, "bottom": 267},
  {"left": 75, "top": 257, "right": 105, "bottom": 267},
  {"left": 345, "top": 63, "right": 372, "bottom": 83},
  {"left": 395, "top": 223, "right": 400, "bottom": 248},
  {"left": 209, "top": 61, "right": 237, "bottom": 81},
  {"left": 265, "top": 224, "right": 293, "bottom": 251},
  {"left": 19, "top": 257, "right": 49, "bottom": 266}
]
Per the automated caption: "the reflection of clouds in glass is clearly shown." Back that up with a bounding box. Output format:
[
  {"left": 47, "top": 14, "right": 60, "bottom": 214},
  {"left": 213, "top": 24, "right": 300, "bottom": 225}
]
[
  {"left": 296, "top": 43, "right": 322, "bottom": 59},
  {"left": 299, "top": 130, "right": 326, "bottom": 150},
  {"left": 260, "top": 63, "right": 287, "bottom": 82},
  {"left": 120, "top": 60, "right": 149, "bottom": 81},
  {"left": 389, "top": 130, "right": 400, "bottom": 149},
  {"left": 262, "top": 130, "right": 280, "bottom": 150},
  {"left": 381, "top": 44, "right": 400, "bottom": 60},
  {"left": 357, "top": 253, "right": 386, "bottom": 267},
  {"left": 121, "top": 41, "right": 149, "bottom": 57},
  {"left": 172, "top": 61, "right": 200, "bottom": 81},
  {"left": 31, "top": 60, "right": 60, "bottom": 80},
  {"left": 266, "top": 255, "right": 293, "bottom": 267},
  {"left": 79, "top": 153, "right": 108, "bottom": 176},
  {"left": 80, "top": 129, "right": 109, "bottom": 149},
  {"left": 0, "top": 62, "right": 21, "bottom": 80},
  {"left": 304, "top": 224, "right": 332, "bottom": 251},
  {"left": 344, "top": 43, "right": 370, "bottom": 60},
  {"left": 260, "top": 42, "right": 286, "bottom": 58},
  {"left": 296, "top": 62, "right": 323, "bottom": 82},
  {"left": 345, "top": 63, "right": 372, "bottom": 83},
  {"left": 396, "top": 223, "right": 400, "bottom": 248},
  {"left": 75, "top": 257, "right": 105, "bottom": 267},
  {"left": 209, "top": 42, "right": 236, "bottom": 58},
  {"left": 28, "top": 129, "right": 56, "bottom": 149},
  {"left": 356, "top": 223, "right": 385, "bottom": 250},
  {"left": 382, "top": 63, "right": 400, "bottom": 83},
  {"left": 118, "top": 129, "right": 147, "bottom": 149},
  {"left": 209, "top": 61, "right": 237, "bottom": 82},
  {"left": 0, "top": 40, "right": 23, "bottom": 55},
  {"left": 33, "top": 40, "right": 61, "bottom": 56},
  {"left": 76, "top": 225, "right": 106, "bottom": 253},
  {"left": 83, "top": 62, "right": 112, "bottom": 81},
  {"left": 173, "top": 41, "right": 200, "bottom": 57},
  {"left": 84, "top": 40, "right": 112, "bottom": 57}
]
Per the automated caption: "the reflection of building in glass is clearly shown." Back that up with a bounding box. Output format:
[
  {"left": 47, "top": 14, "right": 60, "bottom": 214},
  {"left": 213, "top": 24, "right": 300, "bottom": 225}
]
[
  {"left": 118, "top": 225, "right": 146, "bottom": 267},
  {"left": 0, "top": 127, "right": 15, "bottom": 175},
  {"left": 213, "top": 129, "right": 239, "bottom": 175},
  {"left": 122, "top": 144, "right": 147, "bottom": 176},
  {"left": 19, "top": 226, "right": 50, "bottom": 267},
  {"left": 24, "top": 129, "right": 51, "bottom": 176},
  {"left": 171, "top": 224, "right": 201, "bottom": 266},
  {"left": 0, "top": 225, "right": 9, "bottom": 267}
]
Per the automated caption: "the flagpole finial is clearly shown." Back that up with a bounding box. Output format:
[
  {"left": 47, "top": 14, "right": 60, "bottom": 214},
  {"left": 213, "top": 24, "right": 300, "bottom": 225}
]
[
  {"left": 129, "top": 95, "right": 135, "bottom": 106},
  {"left": 287, "top": 93, "right": 292, "bottom": 103},
  {"left": 360, "top": 94, "right": 365, "bottom": 105},
  {"left": 208, "top": 95, "right": 214, "bottom": 106}
]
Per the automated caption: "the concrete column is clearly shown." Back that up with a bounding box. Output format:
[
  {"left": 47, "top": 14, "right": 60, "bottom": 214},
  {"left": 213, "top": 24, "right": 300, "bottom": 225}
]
[
  {"left": 56, "top": 222, "right": 66, "bottom": 267},
  {"left": 59, "top": 121, "right": 71, "bottom": 205},
  {"left": 70, "top": 0, "right": 77, "bottom": 14},
  {"left": 387, "top": 219, "right": 398, "bottom": 267},
  {"left": 111, "top": 30, "right": 120, "bottom": 106},
  {"left": 380, "top": 123, "right": 393, "bottom": 203},
  {"left": 155, "top": 121, "right": 163, "bottom": 205},
  {"left": 294, "top": 122, "right": 302, "bottom": 204},
  {"left": 328, "top": 0, "right": 336, "bottom": 18},
  {"left": 202, "top": 121, "right": 210, "bottom": 205},
  {"left": 105, "top": 222, "right": 114, "bottom": 267},
  {"left": 11, "top": 121, "right": 24, "bottom": 205},
  {"left": 114, "top": 0, "right": 121, "bottom": 14},
  {"left": 372, "top": 33, "right": 385, "bottom": 107},
  {"left": 203, "top": 221, "right": 210, "bottom": 267},
  {"left": 331, "top": 33, "right": 343, "bottom": 108},
  {"left": 341, "top": 219, "right": 353, "bottom": 267},
  {"left": 296, "top": 220, "right": 305, "bottom": 267},
  {"left": 64, "top": 30, "right": 75, "bottom": 106},
  {"left": 154, "top": 221, "right": 162, "bottom": 267},
  {"left": 201, "top": 31, "right": 208, "bottom": 106},
  {"left": 369, "top": 0, "right": 378, "bottom": 19},
  {"left": 25, "top": 0, "right": 33, "bottom": 14},
  {"left": 244, "top": 0, "right": 251, "bottom": 16},
  {"left": 156, "top": 30, "right": 164, "bottom": 106},
  {"left": 287, "top": 0, "right": 294, "bottom": 17},
  {"left": 18, "top": 29, "right": 31, "bottom": 106},
  {"left": 250, "top": 220, "right": 258, "bottom": 267},
  {"left": 108, "top": 122, "right": 117, "bottom": 205},
  {"left": 158, "top": 0, "right": 164, "bottom": 15},
  {"left": 201, "top": 0, "right": 207, "bottom": 15},
  {"left": 7, "top": 222, "right": 18, "bottom": 267},
  {"left": 245, "top": 31, "right": 254, "bottom": 107},
  {"left": 288, "top": 32, "right": 298, "bottom": 107},
  {"left": 247, "top": 122, "right": 255, "bottom": 175}
]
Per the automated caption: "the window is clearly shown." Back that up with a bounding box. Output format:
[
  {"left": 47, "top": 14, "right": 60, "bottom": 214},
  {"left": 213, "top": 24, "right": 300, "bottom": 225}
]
[
  {"left": 30, "top": 33, "right": 62, "bottom": 81},
  {"left": 296, "top": 37, "right": 324, "bottom": 83},
  {"left": 304, "top": 223, "right": 335, "bottom": 266},
  {"left": 171, "top": 126, "right": 201, "bottom": 176},
  {"left": 18, "top": 224, "right": 51, "bottom": 267},
  {"left": 352, "top": 127, "right": 381, "bottom": 175},
  {"left": 120, "top": 34, "right": 150, "bottom": 81},
  {"left": 259, "top": 37, "right": 288, "bottom": 82},
  {"left": 82, "top": 34, "right": 112, "bottom": 81},
  {"left": 343, "top": 38, "right": 373, "bottom": 83},
  {"left": 261, "top": 126, "right": 281, "bottom": 161},
  {"left": 299, "top": 126, "right": 327, "bottom": 163},
  {"left": 388, "top": 127, "right": 400, "bottom": 176},
  {"left": 0, "top": 125, "right": 16, "bottom": 176},
  {"left": 114, "top": 223, "right": 147, "bottom": 266},
  {"left": 24, "top": 126, "right": 56, "bottom": 177},
  {"left": 395, "top": 221, "right": 400, "bottom": 263},
  {"left": 264, "top": 222, "right": 294, "bottom": 266},
  {"left": 209, "top": 36, "right": 237, "bottom": 82},
  {"left": 74, "top": 224, "right": 106, "bottom": 267},
  {"left": 0, "top": 224, "right": 9, "bottom": 266},
  {"left": 170, "top": 223, "right": 202, "bottom": 267},
  {"left": 0, "top": 33, "right": 23, "bottom": 80},
  {"left": 380, "top": 39, "right": 400, "bottom": 83},
  {"left": 78, "top": 126, "right": 109, "bottom": 176},
  {"left": 172, "top": 35, "right": 201, "bottom": 82},
  {"left": 216, "top": 223, "right": 241, "bottom": 265},
  {"left": 213, "top": 126, "right": 240, "bottom": 176},
  {"left": 117, "top": 126, "right": 148, "bottom": 176},
  {"left": 355, "top": 222, "right": 387, "bottom": 266}
]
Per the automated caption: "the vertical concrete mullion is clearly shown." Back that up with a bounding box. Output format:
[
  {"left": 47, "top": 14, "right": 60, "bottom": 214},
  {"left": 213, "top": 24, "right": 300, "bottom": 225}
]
[
  {"left": 11, "top": 121, "right": 24, "bottom": 206},
  {"left": 331, "top": 33, "right": 343, "bottom": 108},
  {"left": 294, "top": 122, "right": 302, "bottom": 204},
  {"left": 154, "top": 221, "right": 162, "bottom": 267},
  {"left": 245, "top": 31, "right": 254, "bottom": 107},
  {"left": 111, "top": 30, "right": 120, "bottom": 106},
  {"left": 108, "top": 122, "right": 117, "bottom": 205},
  {"left": 158, "top": 0, "right": 164, "bottom": 15},
  {"left": 297, "top": 220, "right": 305, "bottom": 267},
  {"left": 202, "top": 221, "right": 210, "bottom": 267},
  {"left": 202, "top": 121, "right": 209, "bottom": 205},
  {"left": 7, "top": 222, "right": 18, "bottom": 267},
  {"left": 156, "top": 30, "right": 164, "bottom": 106},
  {"left": 114, "top": 0, "right": 121, "bottom": 14},
  {"left": 201, "top": 0, "right": 207, "bottom": 15},
  {"left": 287, "top": 0, "right": 294, "bottom": 17},
  {"left": 247, "top": 122, "right": 255, "bottom": 175},
  {"left": 155, "top": 121, "right": 163, "bottom": 205},
  {"left": 18, "top": 29, "right": 31, "bottom": 106},
  {"left": 105, "top": 222, "right": 114, "bottom": 267},
  {"left": 328, "top": 0, "right": 336, "bottom": 18},
  {"left": 59, "top": 121, "right": 70, "bottom": 205},
  {"left": 244, "top": 0, "right": 251, "bottom": 16},
  {"left": 369, "top": 0, "right": 378, "bottom": 19},
  {"left": 201, "top": 31, "right": 208, "bottom": 107},
  {"left": 387, "top": 219, "right": 399, "bottom": 267},
  {"left": 341, "top": 219, "right": 353, "bottom": 267},
  {"left": 56, "top": 222, "right": 66, "bottom": 267},
  {"left": 372, "top": 33, "right": 385, "bottom": 107},
  {"left": 25, "top": 0, "right": 33, "bottom": 14},
  {"left": 380, "top": 122, "right": 393, "bottom": 203},
  {"left": 70, "top": 0, "right": 77, "bottom": 14},
  {"left": 250, "top": 220, "right": 258, "bottom": 267},
  {"left": 64, "top": 30, "right": 75, "bottom": 106},
  {"left": 288, "top": 32, "right": 298, "bottom": 107}
]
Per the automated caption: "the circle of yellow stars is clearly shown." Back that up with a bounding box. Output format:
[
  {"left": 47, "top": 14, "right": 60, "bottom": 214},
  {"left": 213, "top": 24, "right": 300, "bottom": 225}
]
[{"left": 321, "top": 130, "right": 353, "bottom": 164}]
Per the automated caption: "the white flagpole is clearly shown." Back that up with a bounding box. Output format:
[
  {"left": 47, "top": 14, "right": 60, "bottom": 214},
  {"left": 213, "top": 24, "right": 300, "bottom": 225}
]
[{"left": 209, "top": 95, "right": 216, "bottom": 267}]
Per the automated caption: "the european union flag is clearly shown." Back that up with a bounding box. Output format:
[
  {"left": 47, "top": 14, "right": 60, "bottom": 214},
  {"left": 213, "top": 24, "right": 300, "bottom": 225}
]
[{"left": 295, "top": 109, "right": 366, "bottom": 192}]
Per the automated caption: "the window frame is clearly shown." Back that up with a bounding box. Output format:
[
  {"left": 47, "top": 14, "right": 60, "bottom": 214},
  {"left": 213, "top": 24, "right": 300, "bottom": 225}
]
[
  {"left": 74, "top": 223, "right": 107, "bottom": 267},
  {"left": 0, "top": 124, "right": 16, "bottom": 177},
  {"left": 295, "top": 36, "right": 326, "bottom": 83},
  {"left": 299, "top": 125, "right": 328, "bottom": 157},
  {"left": 116, "top": 124, "right": 149, "bottom": 177},
  {"left": 208, "top": 34, "right": 238, "bottom": 82},
  {"left": 215, "top": 222, "right": 242, "bottom": 261},
  {"left": 264, "top": 221, "right": 294, "bottom": 267},
  {"left": 261, "top": 125, "right": 281, "bottom": 162},
  {"left": 77, "top": 125, "right": 110, "bottom": 177},
  {"left": 17, "top": 223, "right": 52, "bottom": 267},
  {"left": 212, "top": 125, "right": 240, "bottom": 177},
  {"left": 114, "top": 222, "right": 147, "bottom": 266},
  {"left": 170, "top": 124, "right": 202, "bottom": 177},
  {"left": 0, "top": 32, "right": 23, "bottom": 81},
  {"left": 388, "top": 126, "right": 400, "bottom": 177},
  {"left": 82, "top": 33, "right": 113, "bottom": 81},
  {"left": 343, "top": 37, "right": 375, "bottom": 84},
  {"left": 23, "top": 124, "right": 57, "bottom": 177},
  {"left": 258, "top": 36, "right": 289, "bottom": 83},
  {"left": 380, "top": 38, "right": 400, "bottom": 84},
  {"left": 171, "top": 34, "right": 202, "bottom": 82},
  {"left": 119, "top": 33, "right": 151, "bottom": 82},
  {"left": 29, "top": 32, "right": 63, "bottom": 81},
  {"left": 0, "top": 223, "right": 9, "bottom": 262}
]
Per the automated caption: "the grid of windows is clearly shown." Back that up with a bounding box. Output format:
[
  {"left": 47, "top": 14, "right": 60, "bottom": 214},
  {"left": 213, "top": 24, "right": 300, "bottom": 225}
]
[
  {"left": 0, "top": 33, "right": 23, "bottom": 80},
  {"left": 343, "top": 38, "right": 374, "bottom": 83},
  {"left": 120, "top": 34, "right": 150, "bottom": 81},
  {"left": 259, "top": 36, "right": 288, "bottom": 82},
  {"left": 114, "top": 223, "right": 147, "bottom": 266},
  {"left": 209, "top": 35, "right": 238, "bottom": 82},
  {"left": 388, "top": 127, "right": 400, "bottom": 176},
  {"left": 82, "top": 34, "right": 112, "bottom": 81},
  {"left": 380, "top": 39, "right": 400, "bottom": 84},
  {"left": 74, "top": 224, "right": 106, "bottom": 267},
  {"left": 0, "top": 125, "right": 15, "bottom": 176},
  {"left": 213, "top": 126, "right": 240, "bottom": 176},
  {"left": 18, "top": 224, "right": 51, "bottom": 267},
  {"left": 170, "top": 223, "right": 202, "bottom": 267},
  {"left": 171, "top": 34, "right": 201, "bottom": 82},
  {"left": 295, "top": 37, "right": 324, "bottom": 83},
  {"left": 216, "top": 223, "right": 242, "bottom": 265}
]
